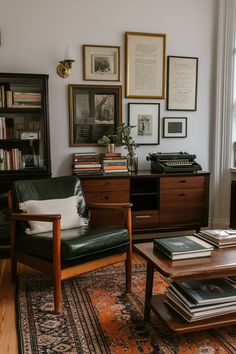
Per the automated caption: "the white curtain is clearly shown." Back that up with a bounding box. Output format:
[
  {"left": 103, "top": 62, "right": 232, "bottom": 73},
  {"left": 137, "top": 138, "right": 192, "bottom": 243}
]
[{"left": 210, "top": 0, "right": 236, "bottom": 228}]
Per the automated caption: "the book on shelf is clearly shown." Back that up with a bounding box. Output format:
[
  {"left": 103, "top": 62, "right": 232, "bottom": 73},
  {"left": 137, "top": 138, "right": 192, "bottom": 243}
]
[
  {"left": 0, "top": 117, "right": 6, "bottom": 139},
  {"left": 175, "top": 278, "right": 236, "bottom": 305},
  {"left": 153, "top": 235, "right": 213, "bottom": 260},
  {"left": 165, "top": 289, "right": 236, "bottom": 322},
  {"left": 195, "top": 229, "right": 236, "bottom": 247}
]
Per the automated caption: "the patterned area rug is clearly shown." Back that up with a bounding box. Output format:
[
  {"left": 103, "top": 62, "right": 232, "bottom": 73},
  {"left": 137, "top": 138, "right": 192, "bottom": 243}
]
[{"left": 16, "top": 264, "right": 236, "bottom": 353}]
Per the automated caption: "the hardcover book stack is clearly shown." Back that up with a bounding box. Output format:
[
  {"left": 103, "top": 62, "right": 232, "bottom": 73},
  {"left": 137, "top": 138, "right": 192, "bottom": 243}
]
[
  {"left": 164, "top": 278, "right": 236, "bottom": 322},
  {"left": 100, "top": 153, "right": 128, "bottom": 174},
  {"left": 0, "top": 148, "right": 23, "bottom": 171},
  {"left": 194, "top": 229, "right": 236, "bottom": 248},
  {"left": 12, "top": 91, "right": 42, "bottom": 108},
  {"left": 153, "top": 235, "right": 213, "bottom": 260},
  {"left": 72, "top": 152, "right": 102, "bottom": 175}
]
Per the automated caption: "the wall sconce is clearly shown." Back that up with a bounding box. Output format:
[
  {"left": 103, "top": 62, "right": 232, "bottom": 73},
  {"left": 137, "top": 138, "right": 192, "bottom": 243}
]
[{"left": 57, "top": 46, "right": 75, "bottom": 78}]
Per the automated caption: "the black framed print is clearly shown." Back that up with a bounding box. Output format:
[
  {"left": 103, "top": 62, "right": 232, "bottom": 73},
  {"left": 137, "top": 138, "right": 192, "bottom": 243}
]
[
  {"left": 163, "top": 117, "right": 187, "bottom": 138},
  {"left": 167, "top": 56, "right": 198, "bottom": 111},
  {"left": 128, "top": 103, "right": 160, "bottom": 145},
  {"left": 68, "top": 84, "right": 122, "bottom": 146}
]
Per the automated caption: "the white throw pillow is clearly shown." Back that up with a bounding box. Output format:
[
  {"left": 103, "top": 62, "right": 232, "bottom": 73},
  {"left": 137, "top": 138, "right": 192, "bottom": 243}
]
[{"left": 19, "top": 195, "right": 86, "bottom": 235}]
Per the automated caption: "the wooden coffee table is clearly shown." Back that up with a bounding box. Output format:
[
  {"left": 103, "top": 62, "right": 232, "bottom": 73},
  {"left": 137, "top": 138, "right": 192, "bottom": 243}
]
[{"left": 134, "top": 242, "right": 236, "bottom": 333}]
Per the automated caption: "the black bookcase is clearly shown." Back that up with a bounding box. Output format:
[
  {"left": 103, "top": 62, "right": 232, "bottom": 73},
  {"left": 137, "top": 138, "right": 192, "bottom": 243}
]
[{"left": 0, "top": 73, "right": 51, "bottom": 258}]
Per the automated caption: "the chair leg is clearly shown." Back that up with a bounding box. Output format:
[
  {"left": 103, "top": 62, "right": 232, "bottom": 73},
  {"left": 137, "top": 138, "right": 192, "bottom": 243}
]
[
  {"left": 125, "top": 252, "right": 132, "bottom": 293},
  {"left": 53, "top": 273, "right": 62, "bottom": 314}
]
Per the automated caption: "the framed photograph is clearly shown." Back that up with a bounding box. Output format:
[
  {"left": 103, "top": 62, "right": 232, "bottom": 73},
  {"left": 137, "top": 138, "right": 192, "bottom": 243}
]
[
  {"left": 128, "top": 103, "right": 160, "bottom": 145},
  {"left": 163, "top": 117, "right": 187, "bottom": 138},
  {"left": 18, "top": 131, "right": 39, "bottom": 140},
  {"left": 125, "top": 32, "right": 166, "bottom": 98},
  {"left": 167, "top": 56, "right": 198, "bottom": 111},
  {"left": 68, "top": 84, "right": 122, "bottom": 146},
  {"left": 83, "top": 45, "right": 120, "bottom": 81}
]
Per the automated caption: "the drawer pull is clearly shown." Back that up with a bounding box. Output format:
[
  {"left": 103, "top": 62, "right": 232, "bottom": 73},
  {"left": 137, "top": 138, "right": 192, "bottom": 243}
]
[
  {"left": 179, "top": 180, "right": 186, "bottom": 183},
  {"left": 102, "top": 195, "right": 109, "bottom": 200},
  {"left": 179, "top": 193, "right": 185, "bottom": 196},
  {"left": 135, "top": 215, "right": 152, "bottom": 219}
]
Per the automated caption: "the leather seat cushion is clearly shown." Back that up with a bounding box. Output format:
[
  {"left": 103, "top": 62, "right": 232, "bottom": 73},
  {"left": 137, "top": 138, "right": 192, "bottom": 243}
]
[{"left": 17, "top": 225, "right": 129, "bottom": 267}]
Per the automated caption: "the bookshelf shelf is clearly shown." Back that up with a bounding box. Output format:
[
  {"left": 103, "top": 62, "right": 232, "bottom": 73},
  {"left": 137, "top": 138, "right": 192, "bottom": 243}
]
[{"left": 0, "top": 72, "right": 51, "bottom": 258}]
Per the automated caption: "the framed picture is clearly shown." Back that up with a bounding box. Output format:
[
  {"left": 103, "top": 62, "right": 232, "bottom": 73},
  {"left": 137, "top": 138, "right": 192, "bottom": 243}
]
[
  {"left": 163, "top": 117, "right": 187, "bottom": 138},
  {"left": 125, "top": 32, "right": 166, "bottom": 98},
  {"left": 18, "top": 131, "right": 39, "bottom": 140},
  {"left": 167, "top": 56, "right": 198, "bottom": 111},
  {"left": 68, "top": 84, "right": 122, "bottom": 146},
  {"left": 128, "top": 103, "right": 160, "bottom": 145},
  {"left": 83, "top": 45, "right": 120, "bottom": 81}
]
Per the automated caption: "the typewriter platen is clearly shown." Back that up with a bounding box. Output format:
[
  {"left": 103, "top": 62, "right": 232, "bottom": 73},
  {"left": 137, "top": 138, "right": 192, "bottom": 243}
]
[{"left": 146, "top": 152, "right": 202, "bottom": 173}]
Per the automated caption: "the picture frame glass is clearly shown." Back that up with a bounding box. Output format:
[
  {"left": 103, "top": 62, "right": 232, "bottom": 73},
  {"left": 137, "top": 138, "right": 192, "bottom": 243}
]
[
  {"left": 128, "top": 103, "right": 160, "bottom": 145},
  {"left": 69, "top": 85, "right": 122, "bottom": 146},
  {"left": 83, "top": 45, "right": 120, "bottom": 81},
  {"left": 167, "top": 56, "right": 198, "bottom": 111},
  {"left": 163, "top": 117, "right": 187, "bottom": 138},
  {"left": 125, "top": 32, "right": 166, "bottom": 99}
]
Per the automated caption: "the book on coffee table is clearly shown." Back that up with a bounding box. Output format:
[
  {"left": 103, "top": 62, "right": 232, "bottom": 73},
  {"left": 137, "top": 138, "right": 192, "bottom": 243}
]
[
  {"left": 194, "top": 229, "right": 236, "bottom": 247},
  {"left": 164, "top": 278, "right": 236, "bottom": 322},
  {"left": 176, "top": 278, "right": 236, "bottom": 305},
  {"left": 153, "top": 235, "right": 213, "bottom": 260}
]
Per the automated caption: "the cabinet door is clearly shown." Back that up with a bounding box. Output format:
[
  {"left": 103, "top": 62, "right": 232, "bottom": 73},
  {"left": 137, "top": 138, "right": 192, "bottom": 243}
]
[
  {"left": 81, "top": 177, "right": 130, "bottom": 226},
  {"left": 160, "top": 188, "right": 205, "bottom": 225}
]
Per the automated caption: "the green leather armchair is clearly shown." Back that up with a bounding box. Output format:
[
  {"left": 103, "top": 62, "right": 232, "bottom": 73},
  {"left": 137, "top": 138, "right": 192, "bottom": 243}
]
[{"left": 9, "top": 175, "right": 132, "bottom": 313}]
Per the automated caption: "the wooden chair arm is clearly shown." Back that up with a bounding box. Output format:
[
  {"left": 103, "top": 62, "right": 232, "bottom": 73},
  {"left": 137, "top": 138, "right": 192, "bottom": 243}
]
[
  {"left": 87, "top": 202, "right": 133, "bottom": 210},
  {"left": 11, "top": 212, "right": 61, "bottom": 222}
]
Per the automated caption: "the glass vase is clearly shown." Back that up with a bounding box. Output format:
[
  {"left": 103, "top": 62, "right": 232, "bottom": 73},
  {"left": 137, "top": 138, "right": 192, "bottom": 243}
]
[
  {"left": 106, "top": 143, "right": 115, "bottom": 153},
  {"left": 127, "top": 152, "right": 138, "bottom": 173}
]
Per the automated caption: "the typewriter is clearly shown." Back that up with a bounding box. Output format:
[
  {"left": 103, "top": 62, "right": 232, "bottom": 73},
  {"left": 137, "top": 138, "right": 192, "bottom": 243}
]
[{"left": 146, "top": 152, "right": 202, "bottom": 173}]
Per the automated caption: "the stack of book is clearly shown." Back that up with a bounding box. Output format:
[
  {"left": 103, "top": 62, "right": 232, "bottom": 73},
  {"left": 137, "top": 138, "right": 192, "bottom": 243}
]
[
  {"left": 153, "top": 235, "right": 213, "bottom": 260},
  {"left": 72, "top": 152, "right": 102, "bottom": 175},
  {"left": 165, "top": 278, "right": 236, "bottom": 322},
  {"left": 0, "top": 148, "right": 23, "bottom": 170},
  {"left": 100, "top": 153, "right": 128, "bottom": 174},
  {"left": 12, "top": 91, "right": 42, "bottom": 108},
  {"left": 195, "top": 229, "right": 236, "bottom": 248}
]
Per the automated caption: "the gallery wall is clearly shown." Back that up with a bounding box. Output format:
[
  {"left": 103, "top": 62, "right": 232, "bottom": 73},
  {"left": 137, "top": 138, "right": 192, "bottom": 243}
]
[{"left": 0, "top": 0, "right": 217, "bottom": 176}]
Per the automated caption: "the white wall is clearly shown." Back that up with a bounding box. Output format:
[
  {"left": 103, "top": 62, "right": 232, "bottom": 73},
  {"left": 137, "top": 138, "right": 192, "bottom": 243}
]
[{"left": 0, "top": 0, "right": 217, "bottom": 176}]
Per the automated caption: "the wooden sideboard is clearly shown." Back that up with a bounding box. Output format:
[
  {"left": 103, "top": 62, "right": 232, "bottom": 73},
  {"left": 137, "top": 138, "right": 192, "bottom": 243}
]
[{"left": 80, "top": 171, "right": 210, "bottom": 238}]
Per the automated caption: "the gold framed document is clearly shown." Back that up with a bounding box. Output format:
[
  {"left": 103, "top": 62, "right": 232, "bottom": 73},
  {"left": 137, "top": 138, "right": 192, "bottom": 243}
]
[
  {"left": 167, "top": 56, "right": 198, "bottom": 111},
  {"left": 125, "top": 32, "right": 166, "bottom": 99}
]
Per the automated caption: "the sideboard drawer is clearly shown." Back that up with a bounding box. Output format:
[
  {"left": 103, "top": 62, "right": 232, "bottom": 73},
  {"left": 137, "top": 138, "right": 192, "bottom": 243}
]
[
  {"left": 85, "top": 191, "right": 129, "bottom": 204},
  {"left": 82, "top": 178, "right": 129, "bottom": 192},
  {"left": 160, "top": 176, "right": 205, "bottom": 189},
  {"left": 132, "top": 211, "right": 159, "bottom": 229}
]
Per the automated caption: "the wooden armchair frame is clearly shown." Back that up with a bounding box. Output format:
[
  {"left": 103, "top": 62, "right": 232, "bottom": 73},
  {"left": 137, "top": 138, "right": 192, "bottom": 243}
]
[{"left": 9, "top": 192, "right": 132, "bottom": 314}]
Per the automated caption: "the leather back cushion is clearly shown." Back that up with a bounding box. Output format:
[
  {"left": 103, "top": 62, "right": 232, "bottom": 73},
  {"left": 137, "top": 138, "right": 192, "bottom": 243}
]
[{"left": 13, "top": 175, "right": 86, "bottom": 216}]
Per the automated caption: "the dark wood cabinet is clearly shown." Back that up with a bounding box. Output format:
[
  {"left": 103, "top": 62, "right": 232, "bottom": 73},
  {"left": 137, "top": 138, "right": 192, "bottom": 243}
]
[
  {"left": 80, "top": 171, "right": 210, "bottom": 238},
  {"left": 0, "top": 73, "right": 51, "bottom": 257},
  {"left": 159, "top": 175, "right": 209, "bottom": 227}
]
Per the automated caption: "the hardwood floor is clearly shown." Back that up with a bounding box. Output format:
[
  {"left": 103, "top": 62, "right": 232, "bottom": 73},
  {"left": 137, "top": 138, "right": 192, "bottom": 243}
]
[{"left": 0, "top": 252, "right": 146, "bottom": 354}]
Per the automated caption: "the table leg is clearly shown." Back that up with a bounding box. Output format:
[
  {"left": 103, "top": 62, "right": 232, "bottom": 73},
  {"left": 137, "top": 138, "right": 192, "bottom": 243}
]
[{"left": 144, "top": 261, "right": 154, "bottom": 321}]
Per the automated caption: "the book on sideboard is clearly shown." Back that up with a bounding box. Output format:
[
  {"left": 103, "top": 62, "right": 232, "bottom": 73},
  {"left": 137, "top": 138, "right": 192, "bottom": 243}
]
[{"left": 153, "top": 235, "right": 213, "bottom": 260}]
